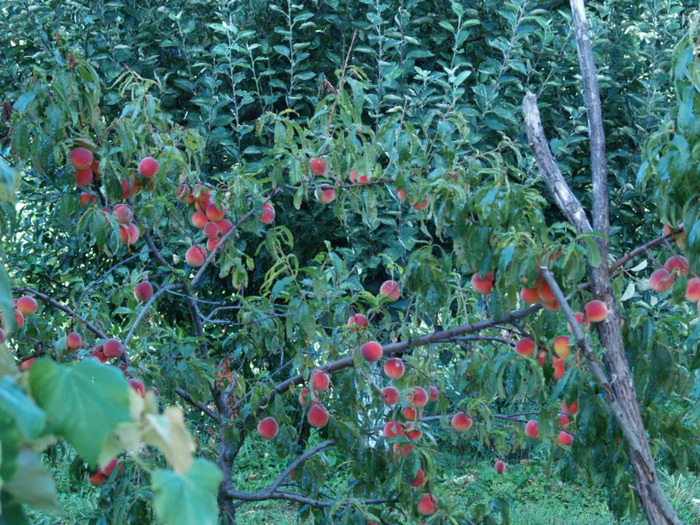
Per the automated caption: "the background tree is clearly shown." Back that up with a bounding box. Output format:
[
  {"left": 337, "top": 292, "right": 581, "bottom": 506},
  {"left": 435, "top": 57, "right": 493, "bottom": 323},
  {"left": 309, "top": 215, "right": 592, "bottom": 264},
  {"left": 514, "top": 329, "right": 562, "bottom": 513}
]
[{"left": 0, "top": 0, "right": 698, "bottom": 524}]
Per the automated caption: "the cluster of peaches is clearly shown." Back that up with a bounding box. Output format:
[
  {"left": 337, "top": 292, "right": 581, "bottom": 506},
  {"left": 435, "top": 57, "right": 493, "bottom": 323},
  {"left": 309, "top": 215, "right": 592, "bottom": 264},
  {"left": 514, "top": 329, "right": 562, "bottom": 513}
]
[
  {"left": 1, "top": 295, "right": 39, "bottom": 344},
  {"left": 648, "top": 253, "right": 700, "bottom": 307}
]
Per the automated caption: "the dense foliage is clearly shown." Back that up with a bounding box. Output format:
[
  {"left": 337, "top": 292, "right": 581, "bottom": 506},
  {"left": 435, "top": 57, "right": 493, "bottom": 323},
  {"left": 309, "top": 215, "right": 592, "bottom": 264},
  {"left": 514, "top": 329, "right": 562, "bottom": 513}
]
[{"left": 0, "top": 0, "right": 699, "bottom": 523}]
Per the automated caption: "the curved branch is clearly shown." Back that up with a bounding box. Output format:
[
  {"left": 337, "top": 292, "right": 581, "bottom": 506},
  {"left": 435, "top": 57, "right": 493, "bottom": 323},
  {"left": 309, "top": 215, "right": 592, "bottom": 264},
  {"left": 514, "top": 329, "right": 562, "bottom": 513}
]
[
  {"left": 174, "top": 387, "right": 221, "bottom": 422},
  {"left": 123, "top": 283, "right": 183, "bottom": 346}
]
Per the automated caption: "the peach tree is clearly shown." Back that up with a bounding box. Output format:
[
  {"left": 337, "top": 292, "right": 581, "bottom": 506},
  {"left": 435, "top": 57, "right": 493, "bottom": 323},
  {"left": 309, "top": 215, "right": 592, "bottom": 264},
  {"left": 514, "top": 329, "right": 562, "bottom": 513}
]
[{"left": 0, "top": 1, "right": 699, "bottom": 524}]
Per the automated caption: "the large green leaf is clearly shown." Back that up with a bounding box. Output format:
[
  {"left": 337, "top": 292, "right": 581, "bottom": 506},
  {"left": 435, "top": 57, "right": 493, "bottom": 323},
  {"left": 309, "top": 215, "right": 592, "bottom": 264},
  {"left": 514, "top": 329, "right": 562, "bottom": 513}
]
[
  {"left": 0, "top": 489, "right": 29, "bottom": 525},
  {"left": 0, "top": 377, "right": 45, "bottom": 439},
  {"left": 152, "top": 459, "right": 222, "bottom": 525},
  {"left": 3, "top": 446, "right": 58, "bottom": 512},
  {"left": 28, "top": 359, "right": 131, "bottom": 466}
]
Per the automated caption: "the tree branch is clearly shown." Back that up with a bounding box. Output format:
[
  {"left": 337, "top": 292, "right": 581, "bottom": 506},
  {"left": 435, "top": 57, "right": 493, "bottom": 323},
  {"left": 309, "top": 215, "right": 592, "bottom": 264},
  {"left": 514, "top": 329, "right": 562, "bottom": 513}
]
[{"left": 174, "top": 387, "right": 221, "bottom": 422}]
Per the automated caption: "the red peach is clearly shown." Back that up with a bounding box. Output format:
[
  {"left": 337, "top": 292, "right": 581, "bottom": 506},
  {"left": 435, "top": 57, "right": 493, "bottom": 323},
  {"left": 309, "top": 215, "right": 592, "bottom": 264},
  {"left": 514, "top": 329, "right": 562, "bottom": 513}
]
[
  {"left": 403, "top": 406, "right": 417, "bottom": 420},
  {"left": 185, "top": 245, "right": 207, "bottom": 267},
  {"left": 537, "top": 282, "right": 556, "bottom": 303},
  {"left": 397, "top": 188, "right": 406, "bottom": 201},
  {"left": 553, "top": 336, "right": 570, "bottom": 358},
  {"left": 664, "top": 255, "right": 689, "bottom": 276},
  {"left": 134, "top": 281, "right": 154, "bottom": 302},
  {"left": 309, "top": 157, "right": 328, "bottom": 175},
  {"left": 558, "top": 431, "right": 573, "bottom": 447},
  {"left": 494, "top": 460, "right": 506, "bottom": 474},
  {"left": 191, "top": 211, "right": 208, "bottom": 229},
  {"left": 92, "top": 346, "right": 108, "bottom": 363},
  {"left": 261, "top": 202, "right": 275, "bottom": 224},
  {"left": 70, "top": 147, "right": 94, "bottom": 170},
  {"left": 203, "top": 221, "right": 221, "bottom": 239},
  {"left": 257, "top": 417, "right": 279, "bottom": 439},
  {"left": 560, "top": 414, "right": 570, "bottom": 428},
  {"left": 471, "top": 272, "right": 495, "bottom": 294},
  {"left": 16, "top": 296, "right": 38, "bottom": 315},
  {"left": 379, "top": 280, "right": 400, "bottom": 301},
  {"left": 536, "top": 349, "right": 547, "bottom": 367},
  {"left": 102, "top": 458, "right": 120, "bottom": 476},
  {"left": 206, "top": 238, "right": 220, "bottom": 252},
  {"left": 349, "top": 169, "right": 357, "bottom": 183},
  {"left": 562, "top": 399, "right": 578, "bottom": 415},
  {"left": 686, "top": 278, "right": 700, "bottom": 302},
  {"left": 103, "top": 338, "right": 124, "bottom": 358},
  {"left": 553, "top": 357, "right": 566, "bottom": 381},
  {"left": 298, "top": 387, "right": 310, "bottom": 406},
  {"left": 383, "top": 421, "right": 405, "bottom": 438},
  {"left": 311, "top": 371, "right": 330, "bottom": 391},
  {"left": 515, "top": 337, "right": 535, "bottom": 356},
  {"left": 524, "top": 420, "right": 539, "bottom": 439},
  {"left": 520, "top": 287, "right": 539, "bottom": 304},
  {"left": 75, "top": 168, "right": 94, "bottom": 186},
  {"left": 410, "top": 468, "right": 425, "bottom": 487},
  {"left": 79, "top": 192, "right": 97, "bottom": 207},
  {"left": 205, "top": 203, "right": 226, "bottom": 222},
  {"left": 567, "top": 312, "right": 590, "bottom": 333},
  {"left": 383, "top": 358, "right": 405, "bottom": 380},
  {"left": 451, "top": 412, "right": 472, "bottom": 432},
  {"left": 407, "top": 428, "right": 422, "bottom": 441},
  {"left": 317, "top": 187, "right": 336, "bottom": 204},
  {"left": 417, "top": 494, "right": 437, "bottom": 516},
  {"left": 114, "top": 204, "right": 133, "bottom": 225},
  {"left": 393, "top": 442, "right": 413, "bottom": 458},
  {"left": 541, "top": 299, "right": 560, "bottom": 312},
  {"left": 91, "top": 160, "right": 100, "bottom": 178},
  {"left": 584, "top": 300, "right": 609, "bottom": 322},
  {"left": 14, "top": 310, "right": 24, "bottom": 328},
  {"left": 66, "top": 332, "right": 82, "bottom": 351},
  {"left": 119, "top": 223, "right": 140, "bottom": 245},
  {"left": 129, "top": 378, "right": 146, "bottom": 397},
  {"left": 360, "top": 341, "right": 383, "bottom": 362},
  {"left": 411, "top": 197, "right": 429, "bottom": 211},
  {"left": 121, "top": 177, "right": 137, "bottom": 199},
  {"left": 347, "top": 313, "right": 369, "bottom": 330},
  {"left": 217, "top": 219, "right": 233, "bottom": 235},
  {"left": 381, "top": 386, "right": 400, "bottom": 405},
  {"left": 307, "top": 404, "right": 329, "bottom": 428},
  {"left": 408, "top": 386, "right": 428, "bottom": 408},
  {"left": 19, "top": 357, "right": 35, "bottom": 371},
  {"left": 649, "top": 268, "right": 674, "bottom": 292},
  {"left": 429, "top": 385, "right": 439, "bottom": 401},
  {"left": 88, "top": 472, "right": 106, "bottom": 486},
  {"left": 177, "top": 183, "right": 195, "bottom": 204},
  {"left": 137, "top": 156, "right": 159, "bottom": 178}
]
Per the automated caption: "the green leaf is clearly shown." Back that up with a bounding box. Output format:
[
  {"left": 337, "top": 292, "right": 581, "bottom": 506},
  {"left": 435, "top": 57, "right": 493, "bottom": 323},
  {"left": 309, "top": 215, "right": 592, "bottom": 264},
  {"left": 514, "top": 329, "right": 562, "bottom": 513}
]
[
  {"left": 580, "top": 236, "right": 602, "bottom": 268},
  {"left": 152, "top": 459, "right": 222, "bottom": 525},
  {"left": 28, "top": 359, "right": 131, "bottom": 466},
  {"left": 0, "top": 490, "right": 30, "bottom": 525},
  {"left": 12, "top": 93, "right": 35, "bottom": 114},
  {"left": 0, "top": 377, "right": 46, "bottom": 439},
  {"left": 3, "top": 446, "right": 58, "bottom": 512},
  {"left": 0, "top": 159, "right": 13, "bottom": 204}
]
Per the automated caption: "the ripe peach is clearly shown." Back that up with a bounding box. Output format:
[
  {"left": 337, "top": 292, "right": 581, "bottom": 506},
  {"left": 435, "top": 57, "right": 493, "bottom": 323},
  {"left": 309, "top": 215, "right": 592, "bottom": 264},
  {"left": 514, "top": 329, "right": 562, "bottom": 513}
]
[
  {"left": 92, "top": 346, "right": 108, "bottom": 363},
  {"left": 75, "top": 168, "right": 94, "bottom": 187},
  {"left": 360, "top": 341, "right": 383, "bottom": 362},
  {"left": 520, "top": 287, "right": 539, "bottom": 304},
  {"left": 553, "top": 357, "right": 566, "bottom": 381},
  {"left": 177, "top": 183, "right": 195, "bottom": 204},
  {"left": 311, "top": 371, "right": 330, "bottom": 391},
  {"left": 649, "top": 268, "right": 674, "bottom": 292},
  {"left": 393, "top": 442, "right": 413, "bottom": 458},
  {"left": 471, "top": 272, "right": 494, "bottom": 294},
  {"left": 411, "top": 197, "right": 429, "bottom": 211},
  {"left": 134, "top": 281, "right": 154, "bottom": 302},
  {"left": 114, "top": 204, "right": 133, "bottom": 225},
  {"left": 309, "top": 157, "right": 328, "bottom": 175},
  {"left": 537, "top": 282, "right": 556, "bottom": 303},
  {"left": 261, "top": 202, "right": 275, "bottom": 224},
  {"left": 91, "top": 160, "right": 100, "bottom": 178},
  {"left": 66, "top": 332, "right": 82, "bottom": 351},
  {"left": 16, "top": 296, "right": 38, "bottom": 315},
  {"left": 541, "top": 299, "right": 560, "bottom": 312},
  {"left": 553, "top": 336, "right": 570, "bottom": 358},
  {"left": 515, "top": 337, "right": 535, "bottom": 356},
  {"left": 316, "top": 186, "right": 336, "bottom": 204},
  {"left": 686, "top": 278, "right": 700, "bottom": 302},
  {"left": 381, "top": 386, "right": 400, "bottom": 405},
  {"left": 383, "top": 421, "right": 405, "bottom": 438},
  {"left": 205, "top": 203, "right": 226, "bottom": 222},
  {"left": 410, "top": 468, "right": 425, "bottom": 487},
  {"left": 408, "top": 386, "right": 428, "bottom": 408},
  {"left": 349, "top": 169, "right": 357, "bottom": 183},
  {"left": 217, "top": 219, "right": 233, "bottom": 235},
  {"left": 194, "top": 186, "right": 211, "bottom": 204},
  {"left": 129, "top": 378, "right": 146, "bottom": 397},
  {"left": 191, "top": 211, "right": 208, "bottom": 229},
  {"left": 206, "top": 238, "right": 220, "bottom": 252},
  {"left": 584, "top": 300, "right": 608, "bottom": 322},
  {"left": 203, "top": 222, "right": 221, "bottom": 239},
  {"left": 137, "top": 156, "right": 159, "bottom": 178},
  {"left": 524, "top": 420, "right": 539, "bottom": 439},
  {"left": 494, "top": 460, "right": 506, "bottom": 474},
  {"left": 407, "top": 428, "right": 422, "bottom": 441},
  {"left": 558, "top": 431, "right": 573, "bottom": 447},
  {"left": 257, "top": 417, "right": 279, "bottom": 439},
  {"left": 379, "top": 280, "right": 400, "bottom": 301},
  {"left": 417, "top": 494, "right": 437, "bottom": 516},
  {"left": 102, "top": 458, "right": 120, "bottom": 477},
  {"left": 403, "top": 406, "right": 417, "bottom": 420},
  {"left": 536, "top": 349, "right": 547, "bottom": 367},
  {"left": 88, "top": 472, "right": 106, "bottom": 486},
  {"left": 298, "top": 387, "right": 310, "bottom": 406},
  {"left": 19, "top": 357, "right": 35, "bottom": 371},
  {"left": 307, "top": 404, "right": 329, "bottom": 428},
  {"left": 103, "top": 338, "right": 124, "bottom": 358},
  {"left": 14, "top": 310, "right": 24, "bottom": 328},
  {"left": 79, "top": 192, "right": 97, "bottom": 207},
  {"left": 121, "top": 177, "right": 137, "bottom": 199},
  {"left": 397, "top": 188, "right": 406, "bottom": 201},
  {"left": 429, "top": 385, "right": 439, "bottom": 401},
  {"left": 559, "top": 414, "right": 570, "bottom": 428},
  {"left": 561, "top": 399, "right": 578, "bottom": 415},
  {"left": 119, "top": 223, "right": 140, "bottom": 245},
  {"left": 185, "top": 245, "right": 207, "bottom": 267},
  {"left": 383, "top": 358, "right": 405, "bottom": 380},
  {"left": 567, "top": 312, "right": 590, "bottom": 333},
  {"left": 451, "top": 412, "right": 472, "bottom": 432},
  {"left": 70, "top": 147, "right": 94, "bottom": 170},
  {"left": 347, "top": 313, "right": 368, "bottom": 330},
  {"left": 664, "top": 254, "right": 689, "bottom": 276}
]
